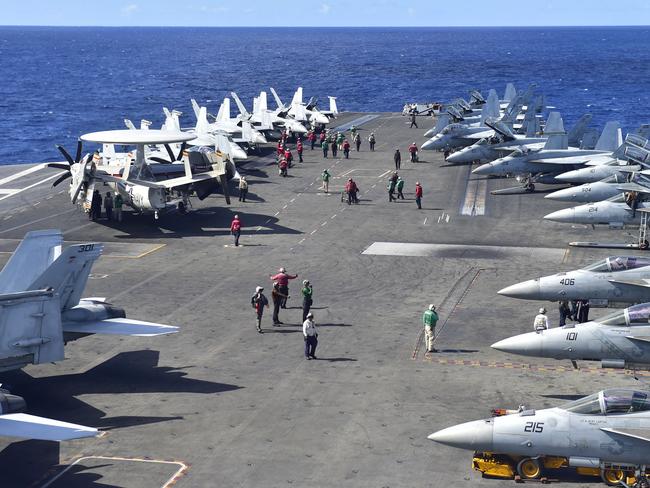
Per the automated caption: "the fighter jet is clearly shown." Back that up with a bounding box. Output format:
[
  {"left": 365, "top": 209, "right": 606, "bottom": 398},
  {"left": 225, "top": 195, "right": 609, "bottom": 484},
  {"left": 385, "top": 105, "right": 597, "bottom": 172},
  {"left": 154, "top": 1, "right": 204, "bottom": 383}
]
[
  {"left": 554, "top": 131, "right": 650, "bottom": 184},
  {"left": 231, "top": 91, "right": 308, "bottom": 136},
  {"left": 471, "top": 118, "right": 617, "bottom": 181},
  {"left": 429, "top": 388, "right": 650, "bottom": 484},
  {"left": 498, "top": 255, "right": 650, "bottom": 306},
  {"left": 492, "top": 302, "right": 650, "bottom": 371},
  {"left": 543, "top": 193, "right": 646, "bottom": 226},
  {"left": 421, "top": 90, "right": 501, "bottom": 151},
  {"left": 544, "top": 173, "right": 630, "bottom": 203},
  {"left": 444, "top": 112, "right": 563, "bottom": 165},
  {"left": 0, "top": 229, "right": 178, "bottom": 374}
]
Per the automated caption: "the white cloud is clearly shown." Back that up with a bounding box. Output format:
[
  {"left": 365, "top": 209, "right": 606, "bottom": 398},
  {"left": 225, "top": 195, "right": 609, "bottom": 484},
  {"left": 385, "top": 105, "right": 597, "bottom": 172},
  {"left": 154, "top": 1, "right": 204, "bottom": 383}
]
[
  {"left": 121, "top": 3, "right": 139, "bottom": 16},
  {"left": 319, "top": 3, "right": 331, "bottom": 13}
]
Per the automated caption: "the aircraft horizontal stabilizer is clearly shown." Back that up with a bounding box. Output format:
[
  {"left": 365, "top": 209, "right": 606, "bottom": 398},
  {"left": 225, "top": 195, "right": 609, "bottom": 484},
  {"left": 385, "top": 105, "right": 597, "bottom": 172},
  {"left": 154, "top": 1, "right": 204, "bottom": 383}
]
[
  {"left": 63, "top": 317, "right": 179, "bottom": 336},
  {"left": 0, "top": 413, "right": 98, "bottom": 441},
  {"left": 601, "top": 427, "right": 650, "bottom": 443}
]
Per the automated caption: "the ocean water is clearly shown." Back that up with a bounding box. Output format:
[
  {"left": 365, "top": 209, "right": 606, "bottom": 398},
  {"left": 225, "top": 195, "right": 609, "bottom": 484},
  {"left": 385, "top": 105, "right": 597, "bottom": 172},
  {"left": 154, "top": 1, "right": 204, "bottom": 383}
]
[{"left": 0, "top": 26, "right": 648, "bottom": 164}]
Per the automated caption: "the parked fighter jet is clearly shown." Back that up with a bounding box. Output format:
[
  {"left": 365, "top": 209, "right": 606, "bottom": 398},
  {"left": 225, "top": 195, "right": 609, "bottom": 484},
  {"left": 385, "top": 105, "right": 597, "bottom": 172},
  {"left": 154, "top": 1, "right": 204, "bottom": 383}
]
[
  {"left": 191, "top": 98, "right": 267, "bottom": 145},
  {"left": 421, "top": 90, "right": 500, "bottom": 151},
  {"left": 444, "top": 112, "right": 562, "bottom": 165},
  {"left": 556, "top": 132, "right": 650, "bottom": 184},
  {"left": 430, "top": 388, "right": 650, "bottom": 485},
  {"left": 0, "top": 230, "right": 178, "bottom": 441},
  {"left": 543, "top": 194, "right": 646, "bottom": 226},
  {"left": 544, "top": 173, "right": 630, "bottom": 203},
  {"left": 492, "top": 302, "right": 650, "bottom": 371},
  {"left": 0, "top": 230, "right": 178, "bottom": 374},
  {"left": 471, "top": 117, "right": 616, "bottom": 180},
  {"left": 498, "top": 255, "right": 650, "bottom": 306}
]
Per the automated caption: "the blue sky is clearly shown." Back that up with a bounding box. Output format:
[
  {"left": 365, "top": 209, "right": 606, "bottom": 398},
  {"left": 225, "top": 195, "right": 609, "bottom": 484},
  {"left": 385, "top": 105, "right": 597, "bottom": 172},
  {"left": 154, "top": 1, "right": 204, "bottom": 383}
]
[{"left": 2, "top": 0, "right": 650, "bottom": 26}]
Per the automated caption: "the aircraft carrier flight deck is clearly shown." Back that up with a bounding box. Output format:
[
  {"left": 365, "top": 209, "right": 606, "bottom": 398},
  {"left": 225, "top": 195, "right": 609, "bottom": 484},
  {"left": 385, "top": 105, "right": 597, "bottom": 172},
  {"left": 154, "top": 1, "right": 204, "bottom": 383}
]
[{"left": 0, "top": 112, "right": 638, "bottom": 487}]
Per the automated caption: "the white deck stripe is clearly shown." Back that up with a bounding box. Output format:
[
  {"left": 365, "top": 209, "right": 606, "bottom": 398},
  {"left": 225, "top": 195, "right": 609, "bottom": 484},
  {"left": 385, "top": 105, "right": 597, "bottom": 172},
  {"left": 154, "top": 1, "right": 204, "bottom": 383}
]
[{"left": 0, "top": 163, "right": 47, "bottom": 186}]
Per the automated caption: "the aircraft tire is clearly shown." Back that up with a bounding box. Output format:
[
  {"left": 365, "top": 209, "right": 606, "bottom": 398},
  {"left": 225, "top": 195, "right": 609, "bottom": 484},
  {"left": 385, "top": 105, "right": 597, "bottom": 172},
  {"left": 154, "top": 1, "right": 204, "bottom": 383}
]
[
  {"left": 525, "top": 183, "right": 535, "bottom": 193},
  {"left": 516, "top": 458, "right": 542, "bottom": 479},
  {"left": 600, "top": 468, "right": 626, "bottom": 486}
]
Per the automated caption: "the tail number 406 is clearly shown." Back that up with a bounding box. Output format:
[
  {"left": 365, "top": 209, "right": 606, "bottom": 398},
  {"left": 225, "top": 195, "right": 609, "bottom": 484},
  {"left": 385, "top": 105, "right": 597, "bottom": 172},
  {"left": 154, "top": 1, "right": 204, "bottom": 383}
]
[{"left": 559, "top": 278, "right": 575, "bottom": 285}]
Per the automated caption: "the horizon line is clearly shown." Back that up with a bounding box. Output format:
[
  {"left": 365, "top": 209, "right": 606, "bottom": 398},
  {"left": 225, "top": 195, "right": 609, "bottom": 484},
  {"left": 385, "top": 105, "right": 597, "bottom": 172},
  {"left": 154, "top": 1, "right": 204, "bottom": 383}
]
[{"left": 1, "top": 24, "right": 649, "bottom": 28}]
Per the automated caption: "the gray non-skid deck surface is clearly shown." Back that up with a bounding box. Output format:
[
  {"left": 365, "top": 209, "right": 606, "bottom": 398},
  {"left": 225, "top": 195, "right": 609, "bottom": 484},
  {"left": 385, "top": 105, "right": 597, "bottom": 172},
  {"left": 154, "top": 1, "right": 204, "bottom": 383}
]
[{"left": 0, "top": 113, "right": 639, "bottom": 487}]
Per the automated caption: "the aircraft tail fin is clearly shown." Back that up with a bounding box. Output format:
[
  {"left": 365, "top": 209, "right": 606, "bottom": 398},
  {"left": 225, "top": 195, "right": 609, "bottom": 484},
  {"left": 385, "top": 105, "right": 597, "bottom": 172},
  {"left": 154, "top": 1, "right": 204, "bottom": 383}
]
[
  {"left": 124, "top": 118, "right": 136, "bottom": 130},
  {"left": 270, "top": 87, "right": 284, "bottom": 109},
  {"left": 291, "top": 87, "right": 303, "bottom": 106},
  {"left": 230, "top": 92, "right": 250, "bottom": 118},
  {"left": 567, "top": 114, "right": 593, "bottom": 147},
  {"left": 481, "top": 89, "right": 500, "bottom": 126},
  {"left": 220, "top": 98, "right": 231, "bottom": 122},
  {"left": 595, "top": 121, "right": 622, "bottom": 152},
  {"left": 544, "top": 111, "right": 565, "bottom": 135},
  {"left": 258, "top": 91, "right": 268, "bottom": 112},
  {"left": 191, "top": 99, "right": 201, "bottom": 119},
  {"left": 328, "top": 96, "right": 338, "bottom": 115},
  {"left": 28, "top": 243, "right": 104, "bottom": 311},
  {"left": 428, "top": 114, "right": 451, "bottom": 137},
  {"left": 0, "top": 230, "right": 62, "bottom": 294},
  {"left": 102, "top": 143, "right": 115, "bottom": 161},
  {"left": 195, "top": 106, "right": 209, "bottom": 135},
  {"left": 503, "top": 83, "right": 517, "bottom": 102}
]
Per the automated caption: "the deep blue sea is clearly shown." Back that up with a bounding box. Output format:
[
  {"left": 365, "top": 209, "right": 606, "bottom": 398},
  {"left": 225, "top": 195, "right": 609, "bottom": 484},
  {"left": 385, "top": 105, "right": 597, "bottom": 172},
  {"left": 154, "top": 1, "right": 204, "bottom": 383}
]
[{"left": 0, "top": 26, "right": 649, "bottom": 164}]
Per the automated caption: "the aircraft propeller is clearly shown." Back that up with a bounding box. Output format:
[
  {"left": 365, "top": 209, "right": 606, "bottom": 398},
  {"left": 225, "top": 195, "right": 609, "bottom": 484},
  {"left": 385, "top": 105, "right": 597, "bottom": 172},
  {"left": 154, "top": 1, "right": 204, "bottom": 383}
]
[
  {"left": 48, "top": 141, "right": 95, "bottom": 203},
  {"left": 149, "top": 142, "right": 187, "bottom": 164}
]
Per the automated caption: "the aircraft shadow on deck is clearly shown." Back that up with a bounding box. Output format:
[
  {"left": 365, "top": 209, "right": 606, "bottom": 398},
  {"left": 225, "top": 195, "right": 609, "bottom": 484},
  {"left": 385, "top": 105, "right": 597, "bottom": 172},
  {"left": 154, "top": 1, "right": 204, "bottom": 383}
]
[
  {"left": 100, "top": 208, "right": 301, "bottom": 239},
  {"left": 0, "top": 350, "right": 239, "bottom": 487}
]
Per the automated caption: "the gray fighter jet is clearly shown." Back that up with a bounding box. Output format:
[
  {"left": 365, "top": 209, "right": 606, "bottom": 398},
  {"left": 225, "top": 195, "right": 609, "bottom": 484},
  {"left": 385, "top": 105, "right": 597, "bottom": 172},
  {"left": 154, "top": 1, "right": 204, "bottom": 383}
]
[
  {"left": 429, "top": 388, "right": 650, "bottom": 484},
  {"left": 556, "top": 131, "right": 650, "bottom": 184},
  {"left": 543, "top": 194, "right": 646, "bottom": 225},
  {"left": 492, "top": 303, "right": 650, "bottom": 371},
  {"left": 0, "top": 230, "right": 178, "bottom": 373},
  {"left": 498, "top": 255, "right": 650, "bottom": 306},
  {"left": 471, "top": 119, "right": 619, "bottom": 181},
  {"left": 544, "top": 172, "right": 637, "bottom": 203},
  {"left": 445, "top": 112, "right": 563, "bottom": 165}
]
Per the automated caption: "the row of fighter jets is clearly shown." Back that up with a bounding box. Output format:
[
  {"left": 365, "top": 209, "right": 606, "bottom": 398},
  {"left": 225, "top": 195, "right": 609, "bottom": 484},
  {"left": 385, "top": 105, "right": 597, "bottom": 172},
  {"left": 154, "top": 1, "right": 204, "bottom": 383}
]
[
  {"left": 47, "top": 87, "right": 338, "bottom": 219},
  {"left": 424, "top": 85, "right": 650, "bottom": 486}
]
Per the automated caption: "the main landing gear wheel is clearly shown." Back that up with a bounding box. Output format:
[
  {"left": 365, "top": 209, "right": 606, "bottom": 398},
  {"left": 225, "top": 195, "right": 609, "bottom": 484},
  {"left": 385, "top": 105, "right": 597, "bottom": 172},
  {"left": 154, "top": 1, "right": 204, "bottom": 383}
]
[
  {"left": 601, "top": 468, "right": 626, "bottom": 486},
  {"left": 525, "top": 183, "right": 535, "bottom": 192},
  {"left": 517, "top": 458, "right": 542, "bottom": 479}
]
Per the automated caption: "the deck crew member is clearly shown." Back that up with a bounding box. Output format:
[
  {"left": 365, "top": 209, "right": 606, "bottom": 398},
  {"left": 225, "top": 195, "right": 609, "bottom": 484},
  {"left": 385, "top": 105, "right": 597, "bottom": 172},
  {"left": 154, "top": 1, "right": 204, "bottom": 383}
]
[
  {"left": 534, "top": 307, "right": 549, "bottom": 332},
  {"left": 230, "top": 214, "right": 242, "bottom": 247},
  {"left": 270, "top": 267, "right": 298, "bottom": 308},
  {"left": 238, "top": 176, "right": 248, "bottom": 202},
  {"left": 251, "top": 286, "right": 269, "bottom": 333},
  {"left": 394, "top": 148, "right": 401, "bottom": 170},
  {"left": 423, "top": 304, "right": 439, "bottom": 353},
  {"left": 303, "top": 312, "right": 318, "bottom": 360},
  {"left": 302, "top": 280, "right": 313, "bottom": 322}
]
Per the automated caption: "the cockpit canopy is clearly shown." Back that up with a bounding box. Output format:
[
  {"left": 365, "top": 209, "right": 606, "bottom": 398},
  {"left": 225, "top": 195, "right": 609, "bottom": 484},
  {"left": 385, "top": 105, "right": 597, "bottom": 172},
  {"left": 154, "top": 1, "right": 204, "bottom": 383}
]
[
  {"left": 582, "top": 256, "right": 650, "bottom": 273},
  {"left": 441, "top": 124, "right": 464, "bottom": 135},
  {"left": 562, "top": 389, "right": 650, "bottom": 415},
  {"left": 597, "top": 303, "right": 650, "bottom": 327}
]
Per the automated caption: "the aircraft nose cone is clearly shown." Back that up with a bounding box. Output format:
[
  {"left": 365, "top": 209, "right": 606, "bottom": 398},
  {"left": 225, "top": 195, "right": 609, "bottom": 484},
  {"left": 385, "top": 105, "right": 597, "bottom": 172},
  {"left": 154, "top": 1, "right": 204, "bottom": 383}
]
[
  {"left": 554, "top": 171, "right": 577, "bottom": 183},
  {"left": 446, "top": 150, "right": 471, "bottom": 164},
  {"left": 472, "top": 163, "right": 493, "bottom": 175},
  {"left": 421, "top": 139, "right": 436, "bottom": 150},
  {"left": 544, "top": 187, "right": 577, "bottom": 201},
  {"left": 424, "top": 127, "right": 436, "bottom": 137},
  {"left": 498, "top": 279, "right": 540, "bottom": 299},
  {"left": 544, "top": 207, "right": 576, "bottom": 223},
  {"left": 491, "top": 332, "right": 542, "bottom": 357},
  {"left": 428, "top": 419, "right": 494, "bottom": 451}
]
